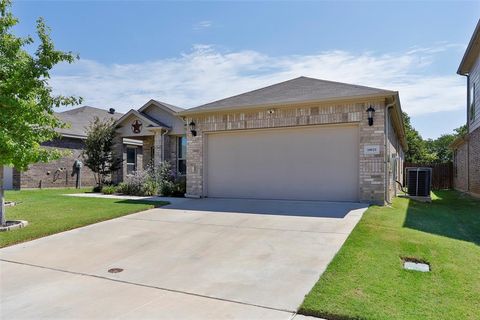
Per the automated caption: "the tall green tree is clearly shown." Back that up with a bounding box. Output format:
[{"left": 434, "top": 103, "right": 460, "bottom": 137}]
[
  {"left": 403, "top": 112, "right": 435, "bottom": 163},
  {"left": 425, "top": 124, "right": 468, "bottom": 163},
  {"left": 82, "top": 117, "right": 122, "bottom": 189},
  {"left": 404, "top": 109, "right": 468, "bottom": 164},
  {"left": 425, "top": 134, "right": 456, "bottom": 163},
  {"left": 0, "top": 0, "right": 81, "bottom": 225},
  {"left": 454, "top": 124, "right": 467, "bottom": 137}
]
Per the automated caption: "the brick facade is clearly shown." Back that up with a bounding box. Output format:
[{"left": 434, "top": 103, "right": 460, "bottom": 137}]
[
  {"left": 454, "top": 20, "right": 480, "bottom": 198},
  {"left": 186, "top": 99, "right": 395, "bottom": 204},
  {"left": 454, "top": 127, "right": 480, "bottom": 197},
  {"left": 16, "top": 138, "right": 97, "bottom": 189},
  {"left": 453, "top": 139, "right": 469, "bottom": 192},
  {"left": 386, "top": 109, "right": 405, "bottom": 199}
]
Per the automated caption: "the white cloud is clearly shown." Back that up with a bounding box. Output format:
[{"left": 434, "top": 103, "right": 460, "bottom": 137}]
[
  {"left": 50, "top": 44, "right": 465, "bottom": 116},
  {"left": 193, "top": 20, "right": 212, "bottom": 30}
]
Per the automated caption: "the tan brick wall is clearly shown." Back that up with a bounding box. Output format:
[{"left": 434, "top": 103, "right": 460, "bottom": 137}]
[
  {"left": 386, "top": 109, "right": 404, "bottom": 202},
  {"left": 453, "top": 127, "right": 480, "bottom": 197},
  {"left": 186, "top": 99, "right": 388, "bottom": 204},
  {"left": 168, "top": 135, "right": 180, "bottom": 174},
  {"left": 19, "top": 138, "right": 97, "bottom": 188},
  {"left": 454, "top": 140, "right": 468, "bottom": 192}
]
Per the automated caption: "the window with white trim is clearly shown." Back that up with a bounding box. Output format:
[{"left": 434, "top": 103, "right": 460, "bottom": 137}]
[{"left": 126, "top": 147, "right": 137, "bottom": 174}]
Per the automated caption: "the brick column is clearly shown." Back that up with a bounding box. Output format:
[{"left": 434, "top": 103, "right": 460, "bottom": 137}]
[
  {"left": 186, "top": 120, "right": 203, "bottom": 198},
  {"left": 358, "top": 102, "right": 386, "bottom": 204}
]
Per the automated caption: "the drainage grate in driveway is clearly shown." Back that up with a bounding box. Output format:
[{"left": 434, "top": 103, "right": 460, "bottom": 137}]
[{"left": 108, "top": 268, "right": 124, "bottom": 273}]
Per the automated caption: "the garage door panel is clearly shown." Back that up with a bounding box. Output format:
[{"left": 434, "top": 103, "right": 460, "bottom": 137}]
[{"left": 206, "top": 125, "right": 359, "bottom": 201}]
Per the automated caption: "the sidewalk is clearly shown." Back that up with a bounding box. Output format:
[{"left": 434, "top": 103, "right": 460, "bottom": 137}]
[{"left": 63, "top": 193, "right": 190, "bottom": 205}]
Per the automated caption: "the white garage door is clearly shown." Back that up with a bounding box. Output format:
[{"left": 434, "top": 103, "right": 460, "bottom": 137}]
[{"left": 206, "top": 124, "right": 359, "bottom": 201}]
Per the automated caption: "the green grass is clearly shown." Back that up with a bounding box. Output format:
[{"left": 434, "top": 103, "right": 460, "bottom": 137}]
[
  {"left": 299, "top": 190, "right": 480, "bottom": 320},
  {"left": 1, "top": 188, "right": 168, "bottom": 248}
]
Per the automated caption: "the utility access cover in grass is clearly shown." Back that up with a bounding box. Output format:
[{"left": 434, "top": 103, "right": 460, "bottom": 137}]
[
  {"left": 403, "top": 258, "right": 430, "bottom": 272},
  {"left": 404, "top": 261, "right": 430, "bottom": 272}
]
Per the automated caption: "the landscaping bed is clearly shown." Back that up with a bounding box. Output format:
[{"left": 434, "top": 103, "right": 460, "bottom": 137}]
[
  {"left": 0, "top": 188, "right": 168, "bottom": 248},
  {"left": 299, "top": 190, "right": 480, "bottom": 320}
]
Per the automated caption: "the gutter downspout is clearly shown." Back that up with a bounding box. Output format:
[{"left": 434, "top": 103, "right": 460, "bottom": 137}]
[{"left": 384, "top": 101, "right": 396, "bottom": 204}]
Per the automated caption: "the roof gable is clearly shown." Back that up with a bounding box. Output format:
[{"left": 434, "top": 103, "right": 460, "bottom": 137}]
[
  {"left": 458, "top": 19, "right": 480, "bottom": 75},
  {"left": 181, "top": 76, "right": 396, "bottom": 114},
  {"left": 115, "top": 109, "right": 169, "bottom": 129}
]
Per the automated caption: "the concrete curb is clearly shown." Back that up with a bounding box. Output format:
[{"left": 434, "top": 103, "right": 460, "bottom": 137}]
[{"left": 0, "top": 220, "right": 29, "bottom": 232}]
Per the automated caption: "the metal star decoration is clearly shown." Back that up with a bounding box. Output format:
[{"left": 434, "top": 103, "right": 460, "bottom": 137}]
[{"left": 131, "top": 120, "right": 142, "bottom": 133}]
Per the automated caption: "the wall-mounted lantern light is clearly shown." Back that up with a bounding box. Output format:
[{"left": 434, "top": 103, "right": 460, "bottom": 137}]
[
  {"left": 189, "top": 121, "right": 197, "bottom": 137},
  {"left": 366, "top": 106, "right": 375, "bottom": 126}
]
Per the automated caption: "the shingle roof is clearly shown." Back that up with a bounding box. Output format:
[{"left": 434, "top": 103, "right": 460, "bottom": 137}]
[
  {"left": 116, "top": 109, "right": 170, "bottom": 129},
  {"left": 151, "top": 100, "right": 185, "bottom": 113},
  {"left": 55, "top": 106, "right": 123, "bottom": 138},
  {"left": 181, "top": 76, "right": 396, "bottom": 114}
]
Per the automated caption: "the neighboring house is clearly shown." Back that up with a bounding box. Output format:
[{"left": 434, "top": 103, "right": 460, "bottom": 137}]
[
  {"left": 3, "top": 106, "right": 123, "bottom": 189},
  {"left": 180, "top": 76, "right": 407, "bottom": 205},
  {"left": 451, "top": 19, "right": 480, "bottom": 198}
]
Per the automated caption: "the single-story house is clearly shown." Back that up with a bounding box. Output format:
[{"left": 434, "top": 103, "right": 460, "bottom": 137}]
[
  {"left": 3, "top": 106, "right": 124, "bottom": 189},
  {"left": 177, "top": 76, "right": 406, "bottom": 205},
  {"left": 451, "top": 19, "right": 480, "bottom": 197}
]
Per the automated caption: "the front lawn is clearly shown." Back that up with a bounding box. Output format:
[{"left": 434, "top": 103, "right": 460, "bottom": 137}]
[
  {"left": 300, "top": 190, "right": 480, "bottom": 320},
  {"left": 1, "top": 188, "right": 168, "bottom": 248}
]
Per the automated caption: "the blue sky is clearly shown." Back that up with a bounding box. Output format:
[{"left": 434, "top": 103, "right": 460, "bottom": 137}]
[{"left": 12, "top": 1, "right": 480, "bottom": 139}]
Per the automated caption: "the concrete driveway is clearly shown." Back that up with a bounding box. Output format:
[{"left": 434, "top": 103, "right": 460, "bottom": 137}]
[{"left": 0, "top": 198, "right": 367, "bottom": 319}]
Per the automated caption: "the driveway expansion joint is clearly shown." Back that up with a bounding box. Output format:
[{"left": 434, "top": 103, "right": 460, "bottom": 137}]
[
  {"left": 0, "top": 258, "right": 296, "bottom": 314},
  {"left": 120, "top": 216, "right": 352, "bottom": 235}
]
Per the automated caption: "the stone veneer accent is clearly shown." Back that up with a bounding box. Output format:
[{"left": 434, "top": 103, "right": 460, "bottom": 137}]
[
  {"left": 186, "top": 99, "right": 388, "bottom": 204},
  {"left": 143, "top": 137, "right": 154, "bottom": 167},
  {"left": 113, "top": 133, "right": 181, "bottom": 184}
]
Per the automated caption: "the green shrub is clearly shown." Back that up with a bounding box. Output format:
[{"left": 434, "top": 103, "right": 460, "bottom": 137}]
[
  {"left": 117, "top": 172, "right": 147, "bottom": 196},
  {"left": 142, "top": 180, "right": 159, "bottom": 196},
  {"left": 115, "top": 161, "right": 185, "bottom": 197},
  {"left": 102, "top": 185, "right": 117, "bottom": 195},
  {"left": 117, "top": 182, "right": 128, "bottom": 194},
  {"left": 92, "top": 185, "right": 102, "bottom": 193},
  {"left": 159, "top": 180, "right": 174, "bottom": 196},
  {"left": 171, "top": 176, "right": 186, "bottom": 197}
]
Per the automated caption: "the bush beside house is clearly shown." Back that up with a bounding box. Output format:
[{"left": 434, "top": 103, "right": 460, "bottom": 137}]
[{"left": 102, "top": 161, "right": 186, "bottom": 197}]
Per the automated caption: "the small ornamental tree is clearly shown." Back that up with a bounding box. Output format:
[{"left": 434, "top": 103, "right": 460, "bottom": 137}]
[
  {"left": 0, "top": 0, "right": 81, "bottom": 226},
  {"left": 83, "top": 117, "right": 122, "bottom": 188}
]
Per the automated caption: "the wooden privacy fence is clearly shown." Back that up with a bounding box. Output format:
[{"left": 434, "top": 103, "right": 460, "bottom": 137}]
[{"left": 404, "top": 162, "right": 453, "bottom": 190}]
